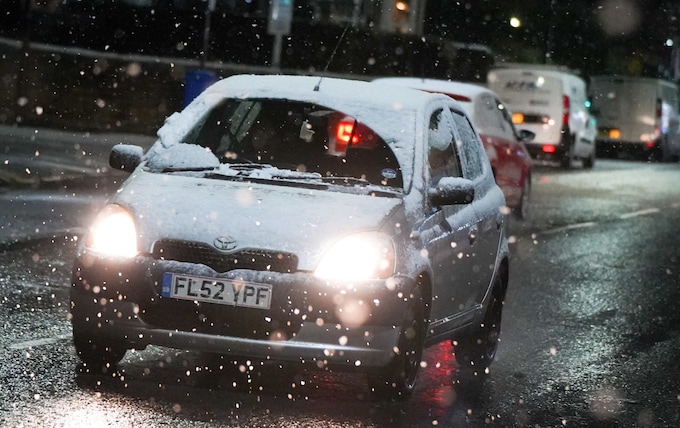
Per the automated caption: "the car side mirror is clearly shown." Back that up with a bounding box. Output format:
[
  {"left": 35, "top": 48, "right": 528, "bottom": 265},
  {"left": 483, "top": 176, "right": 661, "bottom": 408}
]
[
  {"left": 428, "top": 177, "right": 475, "bottom": 206},
  {"left": 109, "top": 144, "right": 144, "bottom": 172},
  {"left": 518, "top": 129, "right": 535, "bottom": 143}
]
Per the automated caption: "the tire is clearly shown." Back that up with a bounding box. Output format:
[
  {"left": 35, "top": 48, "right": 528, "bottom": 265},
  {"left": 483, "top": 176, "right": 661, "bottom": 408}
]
[
  {"left": 560, "top": 134, "right": 574, "bottom": 169},
  {"left": 582, "top": 150, "right": 595, "bottom": 169},
  {"left": 73, "top": 332, "right": 127, "bottom": 372},
  {"left": 513, "top": 176, "right": 531, "bottom": 220},
  {"left": 453, "top": 275, "right": 504, "bottom": 379},
  {"left": 660, "top": 138, "right": 672, "bottom": 163},
  {"left": 367, "top": 286, "right": 426, "bottom": 400}
]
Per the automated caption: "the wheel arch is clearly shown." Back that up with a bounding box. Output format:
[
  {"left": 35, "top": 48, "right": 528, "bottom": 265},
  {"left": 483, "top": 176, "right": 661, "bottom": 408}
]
[{"left": 498, "top": 256, "right": 510, "bottom": 299}]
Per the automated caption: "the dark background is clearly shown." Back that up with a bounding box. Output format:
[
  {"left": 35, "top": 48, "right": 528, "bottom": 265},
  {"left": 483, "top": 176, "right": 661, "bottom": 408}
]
[{"left": 1, "top": 0, "right": 679, "bottom": 134}]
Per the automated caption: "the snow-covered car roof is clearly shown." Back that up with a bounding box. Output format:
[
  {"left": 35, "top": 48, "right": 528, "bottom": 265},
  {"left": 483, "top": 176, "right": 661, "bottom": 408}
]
[
  {"left": 154, "top": 74, "right": 454, "bottom": 189},
  {"left": 372, "top": 77, "right": 497, "bottom": 120},
  {"left": 372, "top": 77, "right": 493, "bottom": 107}
]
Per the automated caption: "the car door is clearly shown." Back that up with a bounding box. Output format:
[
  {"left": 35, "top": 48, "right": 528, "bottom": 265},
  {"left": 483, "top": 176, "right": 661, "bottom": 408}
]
[
  {"left": 450, "top": 108, "right": 505, "bottom": 307},
  {"left": 494, "top": 97, "right": 532, "bottom": 200},
  {"left": 475, "top": 93, "right": 521, "bottom": 191},
  {"left": 420, "top": 107, "right": 480, "bottom": 336}
]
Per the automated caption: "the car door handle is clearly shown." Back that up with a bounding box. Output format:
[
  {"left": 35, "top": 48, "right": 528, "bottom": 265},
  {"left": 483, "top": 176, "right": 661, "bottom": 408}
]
[{"left": 469, "top": 226, "right": 478, "bottom": 245}]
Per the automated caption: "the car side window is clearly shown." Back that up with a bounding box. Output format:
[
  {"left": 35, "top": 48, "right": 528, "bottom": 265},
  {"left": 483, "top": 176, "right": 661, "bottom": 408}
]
[
  {"left": 428, "top": 109, "right": 462, "bottom": 184},
  {"left": 451, "top": 110, "right": 485, "bottom": 179},
  {"left": 496, "top": 98, "right": 519, "bottom": 139},
  {"left": 477, "top": 93, "right": 504, "bottom": 132}
]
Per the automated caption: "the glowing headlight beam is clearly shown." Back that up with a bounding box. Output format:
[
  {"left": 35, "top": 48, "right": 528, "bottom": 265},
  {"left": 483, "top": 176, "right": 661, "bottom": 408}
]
[
  {"left": 85, "top": 204, "right": 138, "bottom": 257},
  {"left": 314, "top": 233, "right": 395, "bottom": 281}
]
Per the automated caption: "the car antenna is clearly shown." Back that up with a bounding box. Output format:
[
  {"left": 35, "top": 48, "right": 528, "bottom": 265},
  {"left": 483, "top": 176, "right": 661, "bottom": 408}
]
[{"left": 314, "top": 23, "right": 350, "bottom": 92}]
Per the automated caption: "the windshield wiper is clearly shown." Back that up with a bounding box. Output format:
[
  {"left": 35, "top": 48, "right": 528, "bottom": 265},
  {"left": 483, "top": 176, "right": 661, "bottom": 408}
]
[
  {"left": 319, "top": 176, "right": 370, "bottom": 186},
  {"left": 205, "top": 172, "right": 329, "bottom": 190},
  {"left": 227, "top": 163, "right": 271, "bottom": 172},
  {"left": 161, "top": 166, "right": 218, "bottom": 173}
]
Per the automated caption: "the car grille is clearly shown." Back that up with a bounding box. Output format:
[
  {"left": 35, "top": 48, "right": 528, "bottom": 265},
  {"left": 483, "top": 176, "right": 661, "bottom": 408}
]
[
  {"left": 151, "top": 239, "right": 298, "bottom": 273},
  {"left": 143, "top": 239, "right": 303, "bottom": 339}
]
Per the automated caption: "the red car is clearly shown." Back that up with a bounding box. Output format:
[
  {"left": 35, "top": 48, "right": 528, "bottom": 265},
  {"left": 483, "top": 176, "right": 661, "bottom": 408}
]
[{"left": 375, "top": 78, "right": 534, "bottom": 219}]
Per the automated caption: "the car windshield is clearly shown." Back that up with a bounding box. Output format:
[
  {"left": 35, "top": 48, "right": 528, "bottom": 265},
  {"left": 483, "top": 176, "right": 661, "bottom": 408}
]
[{"left": 149, "top": 98, "right": 404, "bottom": 191}]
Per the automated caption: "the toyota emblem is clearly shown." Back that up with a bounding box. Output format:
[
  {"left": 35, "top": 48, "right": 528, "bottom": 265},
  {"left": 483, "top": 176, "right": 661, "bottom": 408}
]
[{"left": 213, "top": 236, "right": 238, "bottom": 251}]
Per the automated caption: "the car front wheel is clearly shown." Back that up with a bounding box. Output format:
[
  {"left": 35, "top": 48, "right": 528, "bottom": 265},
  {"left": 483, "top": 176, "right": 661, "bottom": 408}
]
[
  {"left": 452, "top": 275, "right": 504, "bottom": 379},
  {"left": 73, "top": 332, "right": 128, "bottom": 373},
  {"left": 367, "top": 285, "right": 426, "bottom": 400}
]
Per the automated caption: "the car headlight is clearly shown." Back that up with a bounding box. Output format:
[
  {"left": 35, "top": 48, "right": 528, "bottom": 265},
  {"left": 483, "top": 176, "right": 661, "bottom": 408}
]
[
  {"left": 85, "top": 204, "right": 138, "bottom": 258},
  {"left": 314, "top": 232, "right": 395, "bottom": 281}
]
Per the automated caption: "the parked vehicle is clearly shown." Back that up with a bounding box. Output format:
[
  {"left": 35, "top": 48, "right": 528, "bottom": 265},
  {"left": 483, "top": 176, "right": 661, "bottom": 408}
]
[
  {"left": 487, "top": 64, "right": 596, "bottom": 169},
  {"left": 70, "top": 74, "right": 510, "bottom": 399},
  {"left": 588, "top": 75, "right": 680, "bottom": 161},
  {"left": 374, "top": 77, "right": 534, "bottom": 219}
]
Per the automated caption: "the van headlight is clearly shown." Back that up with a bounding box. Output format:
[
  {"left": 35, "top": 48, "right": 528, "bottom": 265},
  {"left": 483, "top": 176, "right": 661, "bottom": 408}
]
[
  {"left": 85, "top": 204, "right": 138, "bottom": 258},
  {"left": 314, "top": 233, "right": 395, "bottom": 281}
]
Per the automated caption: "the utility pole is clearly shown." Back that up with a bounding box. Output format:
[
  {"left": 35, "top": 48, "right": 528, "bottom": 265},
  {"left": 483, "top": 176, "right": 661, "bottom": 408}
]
[
  {"left": 544, "top": 0, "right": 556, "bottom": 64},
  {"left": 268, "top": 0, "right": 294, "bottom": 69},
  {"left": 200, "top": 0, "right": 216, "bottom": 69}
]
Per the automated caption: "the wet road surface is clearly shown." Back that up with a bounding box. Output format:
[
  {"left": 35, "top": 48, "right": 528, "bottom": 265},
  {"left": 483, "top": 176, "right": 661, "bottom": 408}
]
[{"left": 1, "top": 159, "right": 679, "bottom": 427}]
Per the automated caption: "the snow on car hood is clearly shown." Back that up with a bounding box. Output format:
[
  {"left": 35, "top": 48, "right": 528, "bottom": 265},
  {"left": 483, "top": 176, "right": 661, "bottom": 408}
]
[{"left": 114, "top": 170, "right": 403, "bottom": 271}]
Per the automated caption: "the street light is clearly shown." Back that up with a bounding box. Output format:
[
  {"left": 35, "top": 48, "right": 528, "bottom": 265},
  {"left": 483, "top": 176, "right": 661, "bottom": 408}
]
[
  {"left": 510, "top": 16, "right": 521, "bottom": 28},
  {"left": 395, "top": 1, "right": 409, "bottom": 12}
]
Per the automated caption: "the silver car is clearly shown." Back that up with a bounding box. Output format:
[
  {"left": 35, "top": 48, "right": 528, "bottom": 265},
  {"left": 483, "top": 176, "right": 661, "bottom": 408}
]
[{"left": 70, "top": 74, "right": 510, "bottom": 399}]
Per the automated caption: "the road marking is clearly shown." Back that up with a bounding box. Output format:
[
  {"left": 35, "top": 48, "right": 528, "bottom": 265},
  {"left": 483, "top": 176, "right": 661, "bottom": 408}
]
[
  {"left": 542, "top": 222, "right": 598, "bottom": 235},
  {"left": 619, "top": 208, "right": 660, "bottom": 219},
  {"left": 539, "top": 207, "right": 661, "bottom": 236},
  {"left": 7, "top": 335, "right": 70, "bottom": 350}
]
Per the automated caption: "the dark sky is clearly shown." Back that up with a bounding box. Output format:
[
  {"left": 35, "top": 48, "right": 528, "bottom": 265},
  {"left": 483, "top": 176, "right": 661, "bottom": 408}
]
[
  {"left": 0, "top": 0, "right": 677, "bottom": 80},
  {"left": 424, "top": 0, "right": 679, "bottom": 79}
]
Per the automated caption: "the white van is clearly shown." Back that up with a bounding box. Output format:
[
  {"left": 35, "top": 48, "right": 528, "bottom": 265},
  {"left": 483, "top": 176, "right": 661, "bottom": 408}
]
[
  {"left": 588, "top": 76, "right": 680, "bottom": 161},
  {"left": 487, "top": 65, "right": 596, "bottom": 169}
]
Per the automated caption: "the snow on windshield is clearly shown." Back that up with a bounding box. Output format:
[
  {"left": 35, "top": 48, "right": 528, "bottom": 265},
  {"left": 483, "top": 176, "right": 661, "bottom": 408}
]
[
  {"left": 149, "top": 75, "right": 434, "bottom": 189},
  {"left": 144, "top": 76, "right": 439, "bottom": 190}
]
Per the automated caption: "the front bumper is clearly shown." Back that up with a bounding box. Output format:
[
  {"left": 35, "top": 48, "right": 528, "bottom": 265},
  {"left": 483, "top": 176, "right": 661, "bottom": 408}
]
[{"left": 70, "top": 251, "right": 413, "bottom": 369}]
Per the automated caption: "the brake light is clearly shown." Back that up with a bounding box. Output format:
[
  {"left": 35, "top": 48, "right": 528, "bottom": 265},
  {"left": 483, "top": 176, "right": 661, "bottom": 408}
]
[
  {"left": 609, "top": 129, "right": 621, "bottom": 139},
  {"left": 335, "top": 118, "right": 378, "bottom": 153},
  {"left": 562, "top": 95, "right": 570, "bottom": 127},
  {"left": 542, "top": 145, "right": 557, "bottom": 154},
  {"left": 446, "top": 93, "right": 472, "bottom": 102},
  {"left": 512, "top": 113, "right": 525, "bottom": 124},
  {"left": 337, "top": 121, "right": 358, "bottom": 145}
]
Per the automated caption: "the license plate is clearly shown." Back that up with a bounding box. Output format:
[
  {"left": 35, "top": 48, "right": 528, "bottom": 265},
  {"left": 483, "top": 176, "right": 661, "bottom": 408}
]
[{"left": 161, "top": 273, "right": 272, "bottom": 309}]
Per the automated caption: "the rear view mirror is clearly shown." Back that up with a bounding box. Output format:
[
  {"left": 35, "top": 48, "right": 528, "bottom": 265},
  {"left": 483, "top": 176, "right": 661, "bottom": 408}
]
[
  {"left": 518, "top": 129, "right": 535, "bottom": 143},
  {"left": 428, "top": 177, "right": 475, "bottom": 206},
  {"left": 109, "top": 144, "right": 144, "bottom": 172}
]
